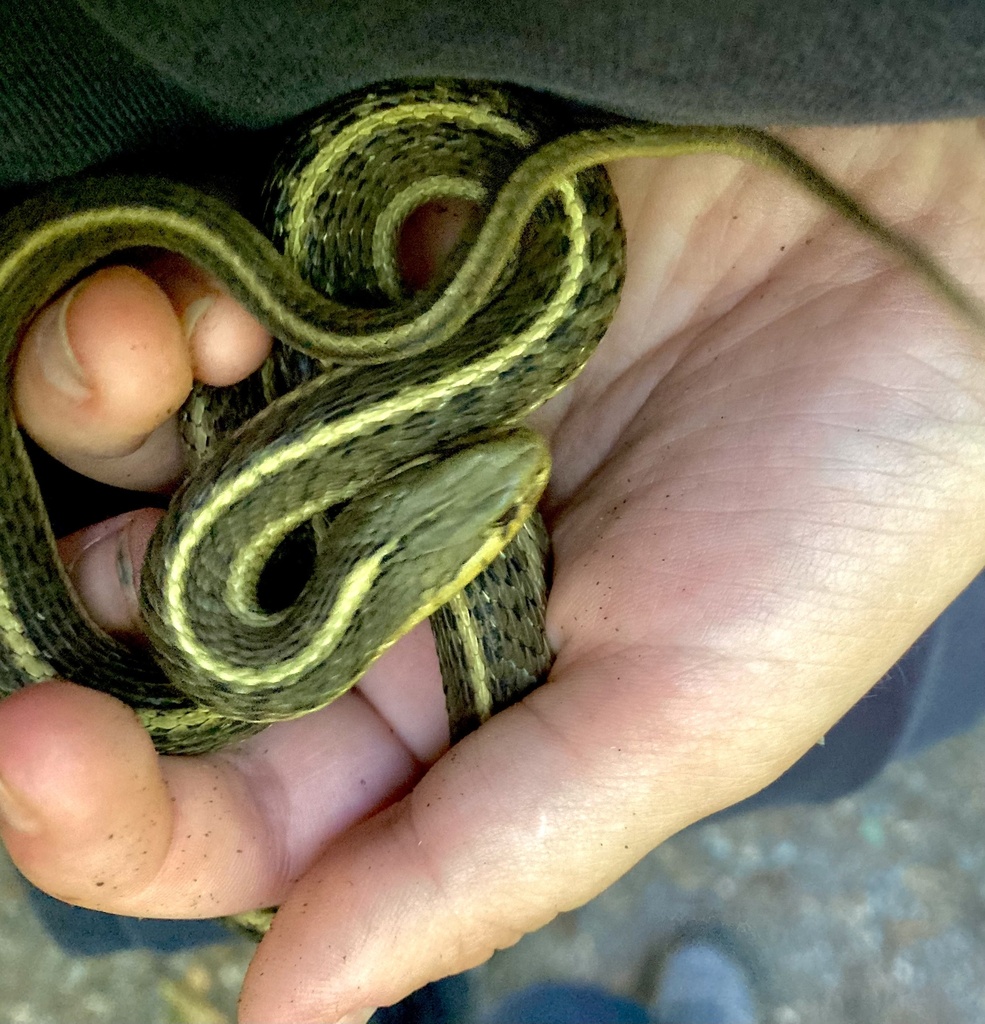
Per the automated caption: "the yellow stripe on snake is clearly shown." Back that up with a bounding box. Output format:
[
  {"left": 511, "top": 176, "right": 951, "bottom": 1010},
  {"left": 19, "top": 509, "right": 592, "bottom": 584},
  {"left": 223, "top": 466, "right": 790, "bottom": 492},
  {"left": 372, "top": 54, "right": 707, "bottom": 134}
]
[{"left": 0, "top": 80, "right": 981, "bottom": 767}]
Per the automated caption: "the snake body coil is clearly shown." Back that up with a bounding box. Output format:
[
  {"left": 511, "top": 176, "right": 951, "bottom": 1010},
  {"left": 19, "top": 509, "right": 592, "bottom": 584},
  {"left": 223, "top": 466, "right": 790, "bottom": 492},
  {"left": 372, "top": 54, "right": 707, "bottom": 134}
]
[
  {"left": 0, "top": 81, "right": 980, "bottom": 758},
  {"left": 0, "top": 82, "right": 625, "bottom": 752}
]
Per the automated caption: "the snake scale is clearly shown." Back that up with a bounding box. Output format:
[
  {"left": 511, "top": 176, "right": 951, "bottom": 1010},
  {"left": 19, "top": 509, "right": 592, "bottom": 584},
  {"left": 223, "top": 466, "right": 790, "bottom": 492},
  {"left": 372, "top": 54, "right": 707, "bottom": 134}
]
[{"left": 0, "top": 81, "right": 981, "bottom": 769}]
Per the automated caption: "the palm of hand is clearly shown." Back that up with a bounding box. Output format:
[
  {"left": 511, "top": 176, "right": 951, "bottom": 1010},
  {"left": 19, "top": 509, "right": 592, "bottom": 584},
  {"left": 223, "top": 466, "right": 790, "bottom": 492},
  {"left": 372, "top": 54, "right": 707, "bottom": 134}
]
[{"left": 2, "top": 121, "right": 984, "bottom": 1023}]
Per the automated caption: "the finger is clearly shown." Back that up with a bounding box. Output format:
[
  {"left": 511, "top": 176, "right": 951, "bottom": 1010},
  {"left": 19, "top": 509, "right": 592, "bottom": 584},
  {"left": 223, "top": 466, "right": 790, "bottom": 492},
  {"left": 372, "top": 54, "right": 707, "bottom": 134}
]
[
  {"left": 234, "top": 656, "right": 714, "bottom": 1024},
  {"left": 14, "top": 265, "right": 191, "bottom": 491},
  {"left": 14, "top": 262, "right": 271, "bottom": 492},
  {"left": 0, "top": 635, "right": 439, "bottom": 919},
  {"left": 56, "top": 508, "right": 164, "bottom": 641},
  {"left": 138, "top": 252, "right": 272, "bottom": 387}
]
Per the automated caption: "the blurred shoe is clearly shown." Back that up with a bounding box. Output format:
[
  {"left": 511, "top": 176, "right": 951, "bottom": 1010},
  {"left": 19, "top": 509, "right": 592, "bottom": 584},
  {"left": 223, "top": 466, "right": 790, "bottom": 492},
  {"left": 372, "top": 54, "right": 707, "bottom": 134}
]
[{"left": 641, "top": 924, "right": 760, "bottom": 1024}]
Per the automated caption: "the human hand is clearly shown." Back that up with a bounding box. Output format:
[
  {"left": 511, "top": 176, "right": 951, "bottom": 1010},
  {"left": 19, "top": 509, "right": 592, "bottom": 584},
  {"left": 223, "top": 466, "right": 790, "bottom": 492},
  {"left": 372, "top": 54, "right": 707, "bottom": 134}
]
[{"left": 0, "top": 121, "right": 983, "bottom": 1023}]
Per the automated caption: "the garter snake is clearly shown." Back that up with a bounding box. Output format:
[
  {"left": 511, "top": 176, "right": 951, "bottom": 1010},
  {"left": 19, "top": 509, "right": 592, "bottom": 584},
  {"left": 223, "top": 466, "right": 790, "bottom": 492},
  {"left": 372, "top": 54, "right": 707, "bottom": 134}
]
[{"left": 0, "top": 79, "right": 981, "bottom": 765}]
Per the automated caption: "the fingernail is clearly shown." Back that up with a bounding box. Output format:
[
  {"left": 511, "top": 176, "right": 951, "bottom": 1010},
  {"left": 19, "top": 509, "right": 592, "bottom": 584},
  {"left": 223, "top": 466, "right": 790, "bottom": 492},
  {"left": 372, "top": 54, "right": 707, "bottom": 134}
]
[
  {"left": 0, "top": 776, "right": 42, "bottom": 834},
  {"left": 64, "top": 513, "right": 142, "bottom": 636},
  {"left": 31, "top": 283, "right": 90, "bottom": 399},
  {"left": 181, "top": 295, "right": 215, "bottom": 342},
  {"left": 334, "top": 1009, "right": 377, "bottom": 1024}
]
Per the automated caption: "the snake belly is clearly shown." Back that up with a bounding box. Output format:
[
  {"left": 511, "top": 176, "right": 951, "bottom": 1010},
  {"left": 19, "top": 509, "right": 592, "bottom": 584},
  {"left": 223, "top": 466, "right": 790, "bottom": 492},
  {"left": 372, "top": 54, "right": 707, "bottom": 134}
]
[{"left": 0, "top": 81, "right": 626, "bottom": 753}]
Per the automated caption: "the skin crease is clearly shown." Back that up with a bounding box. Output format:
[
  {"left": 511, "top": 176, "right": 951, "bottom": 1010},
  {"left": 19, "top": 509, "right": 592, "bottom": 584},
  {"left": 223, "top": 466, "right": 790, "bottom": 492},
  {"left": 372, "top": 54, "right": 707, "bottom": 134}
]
[{"left": 0, "top": 121, "right": 983, "bottom": 1022}]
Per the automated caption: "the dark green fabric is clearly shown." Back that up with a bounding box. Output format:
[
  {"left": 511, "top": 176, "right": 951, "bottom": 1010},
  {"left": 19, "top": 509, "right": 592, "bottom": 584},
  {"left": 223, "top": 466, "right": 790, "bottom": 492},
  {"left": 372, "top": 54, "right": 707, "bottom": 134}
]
[{"left": 2, "top": 0, "right": 984, "bottom": 191}]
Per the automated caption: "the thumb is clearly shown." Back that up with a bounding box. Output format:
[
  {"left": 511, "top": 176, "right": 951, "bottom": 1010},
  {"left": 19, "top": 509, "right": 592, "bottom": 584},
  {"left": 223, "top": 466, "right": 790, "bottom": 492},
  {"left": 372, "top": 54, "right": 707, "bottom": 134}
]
[{"left": 234, "top": 645, "right": 808, "bottom": 1024}]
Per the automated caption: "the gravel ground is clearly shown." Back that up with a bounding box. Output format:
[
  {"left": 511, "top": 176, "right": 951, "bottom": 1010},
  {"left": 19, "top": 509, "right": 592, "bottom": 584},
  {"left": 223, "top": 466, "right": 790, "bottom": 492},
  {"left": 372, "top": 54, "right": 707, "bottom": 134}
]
[{"left": 1, "top": 717, "right": 983, "bottom": 1024}]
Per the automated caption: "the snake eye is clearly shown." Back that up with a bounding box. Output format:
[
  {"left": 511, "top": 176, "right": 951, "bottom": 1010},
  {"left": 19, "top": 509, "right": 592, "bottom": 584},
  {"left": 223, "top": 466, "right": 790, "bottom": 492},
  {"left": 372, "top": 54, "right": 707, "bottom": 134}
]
[{"left": 494, "top": 503, "right": 523, "bottom": 532}]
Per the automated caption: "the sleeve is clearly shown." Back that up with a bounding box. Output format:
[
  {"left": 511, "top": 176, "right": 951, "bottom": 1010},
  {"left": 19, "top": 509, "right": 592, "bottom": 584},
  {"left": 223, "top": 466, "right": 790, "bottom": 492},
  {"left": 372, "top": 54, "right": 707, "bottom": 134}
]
[{"left": 3, "top": 0, "right": 985, "bottom": 192}]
